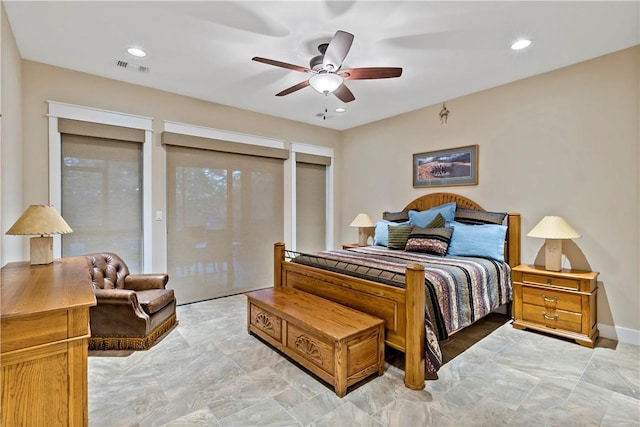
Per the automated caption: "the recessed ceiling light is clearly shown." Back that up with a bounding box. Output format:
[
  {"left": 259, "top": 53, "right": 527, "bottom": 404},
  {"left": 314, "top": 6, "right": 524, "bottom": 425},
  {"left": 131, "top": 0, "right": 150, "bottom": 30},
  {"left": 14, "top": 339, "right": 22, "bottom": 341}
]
[
  {"left": 127, "top": 47, "right": 147, "bottom": 57},
  {"left": 511, "top": 39, "right": 532, "bottom": 50},
  {"left": 335, "top": 107, "right": 346, "bottom": 113}
]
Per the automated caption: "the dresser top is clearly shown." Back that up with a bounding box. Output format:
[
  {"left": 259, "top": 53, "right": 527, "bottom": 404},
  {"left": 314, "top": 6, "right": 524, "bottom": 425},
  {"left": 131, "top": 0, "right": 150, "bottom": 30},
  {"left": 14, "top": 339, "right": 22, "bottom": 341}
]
[
  {"left": 513, "top": 264, "right": 599, "bottom": 280},
  {"left": 1, "top": 257, "right": 96, "bottom": 318}
]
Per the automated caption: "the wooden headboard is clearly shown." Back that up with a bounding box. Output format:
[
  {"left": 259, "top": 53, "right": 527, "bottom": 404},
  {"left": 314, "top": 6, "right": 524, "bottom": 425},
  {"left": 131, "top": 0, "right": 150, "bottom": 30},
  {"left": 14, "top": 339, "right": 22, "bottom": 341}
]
[
  {"left": 403, "top": 192, "right": 484, "bottom": 211},
  {"left": 401, "top": 192, "right": 521, "bottom": 268}
]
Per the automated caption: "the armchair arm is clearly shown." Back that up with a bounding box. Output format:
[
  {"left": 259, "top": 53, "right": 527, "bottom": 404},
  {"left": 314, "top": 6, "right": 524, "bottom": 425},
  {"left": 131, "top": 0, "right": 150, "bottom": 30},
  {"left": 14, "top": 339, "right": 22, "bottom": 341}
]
[
  {"left": 124, "top": 274, "right": 169, "bottom": 291},
  {"left": 93, "top": 288, "right": 140, "bottom": 306},
  {"left": 90, "top": 288, "right": 150, "bottom": 337}
]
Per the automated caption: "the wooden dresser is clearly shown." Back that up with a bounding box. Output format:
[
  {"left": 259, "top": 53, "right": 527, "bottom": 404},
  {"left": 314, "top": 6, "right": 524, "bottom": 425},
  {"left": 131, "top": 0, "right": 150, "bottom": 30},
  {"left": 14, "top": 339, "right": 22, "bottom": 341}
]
[{"left": 1, "top": 257, "right": 96, "bottom": 426}]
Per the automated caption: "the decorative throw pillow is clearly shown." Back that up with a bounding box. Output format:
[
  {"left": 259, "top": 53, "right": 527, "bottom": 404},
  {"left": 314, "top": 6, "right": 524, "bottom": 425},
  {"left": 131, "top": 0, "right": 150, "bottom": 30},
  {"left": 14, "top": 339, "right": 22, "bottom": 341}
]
[
  {"left": 383, "top": 210, "right": 413, "bottom": 223},
  {"left": 408, "top": 202, "right": 456, "bottom": 228},
  {"left": 373, "top": 220, "right": 411, "bottom": 246},
  {"left": 387, "top": 225, "right": 414, "bottom": 250},
  {"left": 426, "top": 213, "right": 446, "bottom": 228},
  {"left": 447, "top": 221, "right": 507, "bottom": 261},
  {"left": 405, "top": 226, "right": 453, "bottom": 256},
  {"left": 455, "top": 207, "right": 507, "bottom": 225}
]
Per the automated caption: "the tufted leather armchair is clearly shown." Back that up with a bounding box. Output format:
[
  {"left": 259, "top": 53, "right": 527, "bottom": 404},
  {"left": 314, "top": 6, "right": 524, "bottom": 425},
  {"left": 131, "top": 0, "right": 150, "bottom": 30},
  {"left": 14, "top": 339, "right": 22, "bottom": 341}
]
[{"left": 85, "top": 252, "right": 177, "bottom": 351}]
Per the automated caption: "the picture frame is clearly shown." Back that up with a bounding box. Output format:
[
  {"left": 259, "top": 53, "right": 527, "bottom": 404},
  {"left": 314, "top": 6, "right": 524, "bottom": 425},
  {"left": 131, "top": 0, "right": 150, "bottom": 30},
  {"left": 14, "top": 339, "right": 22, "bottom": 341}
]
[{"left": 413, "top": 144, "right": 478, "bottom": 188}]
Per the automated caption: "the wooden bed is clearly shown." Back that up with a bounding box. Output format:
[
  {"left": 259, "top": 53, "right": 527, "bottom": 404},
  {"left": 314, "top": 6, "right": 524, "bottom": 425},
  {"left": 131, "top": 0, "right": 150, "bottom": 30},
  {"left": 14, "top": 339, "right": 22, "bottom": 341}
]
[{"left": 273, "top": 192, "right": 521, "bottom": 390}]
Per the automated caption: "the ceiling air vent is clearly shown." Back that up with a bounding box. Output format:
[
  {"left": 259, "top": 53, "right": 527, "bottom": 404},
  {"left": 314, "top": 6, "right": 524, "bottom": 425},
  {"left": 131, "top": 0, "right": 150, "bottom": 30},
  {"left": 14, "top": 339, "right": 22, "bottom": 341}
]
[{"left": 116, "top": 60, "right": 150, "bottom": 73}]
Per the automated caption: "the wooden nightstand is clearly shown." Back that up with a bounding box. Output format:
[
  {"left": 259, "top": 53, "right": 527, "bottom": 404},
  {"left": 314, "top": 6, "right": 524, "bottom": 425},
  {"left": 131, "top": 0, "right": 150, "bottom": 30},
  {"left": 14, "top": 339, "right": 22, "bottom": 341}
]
[
  {"left": 341, "top": 243, "right": 360, "bottom": 249},
  {"left": 512, "top": 264, "right": 599, "bottom": 348}
]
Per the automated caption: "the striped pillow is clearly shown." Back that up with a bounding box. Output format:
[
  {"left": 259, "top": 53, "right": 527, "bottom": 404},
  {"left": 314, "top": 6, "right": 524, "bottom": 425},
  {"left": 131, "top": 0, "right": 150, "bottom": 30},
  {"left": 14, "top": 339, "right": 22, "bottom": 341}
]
[
  {"left": 454, "top": 207, "right": 507, "bottom": 225},
  {"left": 426, "top": 213, "right": 446, "bottom": 228},
  {"left": 383, "top": 210, "right": 412, "bottom": 223},
  {"left": 405, "top": 226, "right": 453, "bottom": 256},
  {"left": 387, "top": 225, "right": 414, "bottom": 250}
]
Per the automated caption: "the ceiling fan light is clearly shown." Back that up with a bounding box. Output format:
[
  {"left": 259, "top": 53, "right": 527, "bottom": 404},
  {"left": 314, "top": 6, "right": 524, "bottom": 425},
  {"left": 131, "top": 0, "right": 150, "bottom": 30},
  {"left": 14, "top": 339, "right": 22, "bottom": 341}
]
[{"left": 309, "top": 73, "right": 343, "bottom": 94}]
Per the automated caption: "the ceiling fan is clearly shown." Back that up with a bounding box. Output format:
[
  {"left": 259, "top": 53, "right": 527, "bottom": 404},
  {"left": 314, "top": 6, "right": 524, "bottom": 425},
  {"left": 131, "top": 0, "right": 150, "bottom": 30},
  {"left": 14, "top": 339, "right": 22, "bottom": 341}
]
[{"left": 252, "top": 30, "right": 402, "bottom": 103}]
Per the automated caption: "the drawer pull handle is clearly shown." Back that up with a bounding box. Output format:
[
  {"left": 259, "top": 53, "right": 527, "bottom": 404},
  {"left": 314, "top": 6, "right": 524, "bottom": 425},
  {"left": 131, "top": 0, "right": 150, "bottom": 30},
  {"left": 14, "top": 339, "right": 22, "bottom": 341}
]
[
  {"left": 541, "top": 294, "right": 559, "bottom": 303},
  {"left": 547, "top": 278, "right": 552, "bottom": 285},
  {"left": 542, "top": 311, "right": 558, "bottom": 321}
]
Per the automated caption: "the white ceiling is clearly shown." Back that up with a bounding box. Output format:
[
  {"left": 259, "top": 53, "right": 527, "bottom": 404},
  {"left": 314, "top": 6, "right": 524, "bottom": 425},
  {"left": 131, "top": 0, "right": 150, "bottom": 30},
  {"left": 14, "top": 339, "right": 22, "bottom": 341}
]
[{"left": 4, "top": 1, "right": 639, "bottom": 131}]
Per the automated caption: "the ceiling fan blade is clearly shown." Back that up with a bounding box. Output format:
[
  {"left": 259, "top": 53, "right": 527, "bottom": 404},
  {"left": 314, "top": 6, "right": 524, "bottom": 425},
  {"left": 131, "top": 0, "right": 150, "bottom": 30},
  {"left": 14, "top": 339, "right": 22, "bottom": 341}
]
[
  {"left": 332, "top": 84, "right": 355, "bottom": 103},
  {"left": 252, "top": 57, "right": 311, "bottom": 73},
  {"left": 340, "top": 67, "right": 403, "bottom": 80},
  {"left": 275, "top": 80, "right": 310, "bottom": 96},
  {"left": 322, "top": 30, "right": 354, "bottom": 71}
]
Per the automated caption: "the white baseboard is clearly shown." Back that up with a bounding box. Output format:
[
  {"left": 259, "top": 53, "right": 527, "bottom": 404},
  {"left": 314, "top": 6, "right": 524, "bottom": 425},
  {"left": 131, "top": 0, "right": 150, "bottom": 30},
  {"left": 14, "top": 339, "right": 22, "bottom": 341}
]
[{"left": 598, "top": 323, "right": 640, "bottom": 346}]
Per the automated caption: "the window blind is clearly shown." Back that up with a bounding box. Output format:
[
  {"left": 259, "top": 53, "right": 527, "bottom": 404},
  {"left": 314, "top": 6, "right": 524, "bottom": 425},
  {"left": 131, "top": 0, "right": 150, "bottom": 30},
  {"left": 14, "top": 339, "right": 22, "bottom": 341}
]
[
  {"left": 59, "top": 118, "right": 145, "bottom": 143},
  {"left": 61, "top": 133, "right": 143, "bottom": 271},
  {"left": 162, "top": 132, "right": 289, "bottom": 159},
  {"left": 166, "top": 144, "right": 284, "bottom": 304},
  {"left": 295, "top": 161, "right": 327, "bottom": 253}
]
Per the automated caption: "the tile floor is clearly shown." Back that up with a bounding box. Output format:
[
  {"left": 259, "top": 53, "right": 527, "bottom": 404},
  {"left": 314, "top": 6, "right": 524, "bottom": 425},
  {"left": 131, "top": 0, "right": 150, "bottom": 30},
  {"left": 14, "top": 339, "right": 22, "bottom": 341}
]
[{"left": 88, "top": 293, "right": 640, "bottom": 426}]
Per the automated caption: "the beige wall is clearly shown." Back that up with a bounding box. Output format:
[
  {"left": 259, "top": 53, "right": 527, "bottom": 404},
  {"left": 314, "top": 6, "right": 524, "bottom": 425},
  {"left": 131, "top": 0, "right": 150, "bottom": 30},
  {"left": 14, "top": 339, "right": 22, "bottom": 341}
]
[
  {"left": 341, "top": 46, "right": 640, "bottom": 341},
  {"left": 1, "top": 3, "right": 23, "bottom": 263},
  {"left": 3, "top": 8, "right": 638, "bottom": 342},
  {"left": 17, "top": 60, "right": 341, "bottom": 269}
]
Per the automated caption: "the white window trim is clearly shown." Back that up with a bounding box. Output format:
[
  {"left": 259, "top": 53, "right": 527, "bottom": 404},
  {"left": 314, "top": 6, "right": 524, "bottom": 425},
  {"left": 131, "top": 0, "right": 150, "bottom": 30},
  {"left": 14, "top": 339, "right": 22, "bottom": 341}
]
[
  {"left": 163, "top": 121, "right": 286, "bottom": 149},
  {"left": 290, "top": 142, "right": 335, "bottom": 251},
  {"left": 47, "top": 101, "right": 154, "bottom": 272}
]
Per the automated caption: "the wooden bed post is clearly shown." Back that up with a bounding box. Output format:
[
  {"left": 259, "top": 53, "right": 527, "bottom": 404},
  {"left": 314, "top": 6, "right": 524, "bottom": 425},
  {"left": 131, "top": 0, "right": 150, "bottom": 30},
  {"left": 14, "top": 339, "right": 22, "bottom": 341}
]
[
  {"left": 274, "top": 242, "right": 285, "bottom": 289},
  {"left": 507, "top": 213, "right": 521, "bottom": 268},
  {"left": 404, "top": 263, "right": 425, "bottom": 390}
]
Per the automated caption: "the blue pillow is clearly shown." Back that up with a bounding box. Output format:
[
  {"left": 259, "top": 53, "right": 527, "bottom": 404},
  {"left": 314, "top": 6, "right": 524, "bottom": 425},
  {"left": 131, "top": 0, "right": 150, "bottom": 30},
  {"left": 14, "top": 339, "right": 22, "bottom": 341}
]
[
  {"left": 447, "top": 221, "right": 507, "bottom": 262},
  {"left": 374, "top": 220, "right": 411, "bottom": 246},
  {"left": 409, "top": 202, "right": 456, "bottom": 227}
]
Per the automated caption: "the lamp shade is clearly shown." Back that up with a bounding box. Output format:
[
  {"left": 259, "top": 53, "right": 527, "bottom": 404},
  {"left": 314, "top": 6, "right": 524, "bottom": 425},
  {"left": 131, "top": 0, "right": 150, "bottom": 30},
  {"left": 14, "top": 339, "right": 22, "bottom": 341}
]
[
  {"left": 349, "top": 213, "right": 375, "bottom": 228},
  {"left": 309, "top": 73, "right": 343, "bottom": 94},
  {"left": 527, "top": 216, "right": 581, "bottom": 239},
  {"left": 6, "top": 205, "right": 73, "bottom": 236},
  {"left": 350, "top": 213, "right": 375, "bottom": 247}
]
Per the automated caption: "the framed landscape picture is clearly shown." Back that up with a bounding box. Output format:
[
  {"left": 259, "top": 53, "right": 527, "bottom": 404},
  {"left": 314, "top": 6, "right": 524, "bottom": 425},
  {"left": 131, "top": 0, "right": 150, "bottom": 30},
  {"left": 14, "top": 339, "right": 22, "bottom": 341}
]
[{"left": 413, "top": 144, "right": 478, "bottom": 188}]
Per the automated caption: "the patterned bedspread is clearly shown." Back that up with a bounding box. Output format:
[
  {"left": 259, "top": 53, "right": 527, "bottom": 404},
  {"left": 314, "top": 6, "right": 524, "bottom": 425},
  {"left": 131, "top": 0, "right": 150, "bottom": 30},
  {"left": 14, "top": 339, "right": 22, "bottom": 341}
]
[{"left": 291, "top": 246, "right": 512, "bottom": 374}]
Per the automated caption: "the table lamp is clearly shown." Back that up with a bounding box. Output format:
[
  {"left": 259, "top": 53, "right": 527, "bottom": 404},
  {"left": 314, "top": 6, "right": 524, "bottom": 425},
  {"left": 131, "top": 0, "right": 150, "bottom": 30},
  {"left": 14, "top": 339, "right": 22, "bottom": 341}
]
[
  {"left": 5, "top": 205, "right": 73, "bottom": 265},
  {"left": 527, "top": 216, "right": 581, "bottom": 271},
  {"left": 349, "top": 213, "right": 375, "bottom": 246}
]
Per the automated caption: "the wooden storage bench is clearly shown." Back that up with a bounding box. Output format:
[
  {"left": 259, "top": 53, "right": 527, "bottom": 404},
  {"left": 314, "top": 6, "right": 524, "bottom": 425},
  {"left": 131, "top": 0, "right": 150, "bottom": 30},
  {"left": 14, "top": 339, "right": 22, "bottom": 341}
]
[{"left": 246, "top": 287, "right": 385, "bottom": 397}]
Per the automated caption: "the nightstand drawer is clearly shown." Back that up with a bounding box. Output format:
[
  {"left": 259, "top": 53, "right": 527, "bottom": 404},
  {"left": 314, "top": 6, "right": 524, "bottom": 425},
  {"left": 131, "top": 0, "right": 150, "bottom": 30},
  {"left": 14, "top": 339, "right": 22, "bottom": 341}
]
[
  {"left": 521, "top": 273, "right": 580, "bottom": 290},
  {"left": 522, "top": 303, "right": 582, "bottom": 333},
  {"left": 521, "top": 286, "right": 581, "bottom": 313}
]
